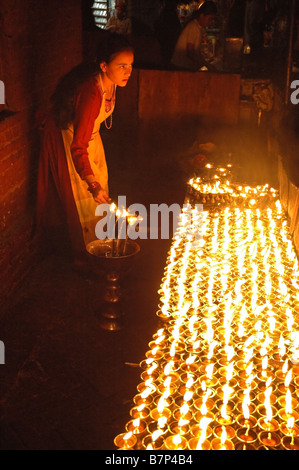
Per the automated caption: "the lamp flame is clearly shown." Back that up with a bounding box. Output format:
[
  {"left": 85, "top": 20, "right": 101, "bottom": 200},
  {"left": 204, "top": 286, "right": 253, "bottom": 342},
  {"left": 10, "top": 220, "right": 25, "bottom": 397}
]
[{"left": 220, "top": 426, "right": 227, "bottom": 445}]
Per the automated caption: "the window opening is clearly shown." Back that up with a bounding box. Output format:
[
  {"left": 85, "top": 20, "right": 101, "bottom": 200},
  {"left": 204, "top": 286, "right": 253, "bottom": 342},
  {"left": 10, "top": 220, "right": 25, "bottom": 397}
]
[{"left": 92, "top": 1, "right": 116, "bottom": 29}]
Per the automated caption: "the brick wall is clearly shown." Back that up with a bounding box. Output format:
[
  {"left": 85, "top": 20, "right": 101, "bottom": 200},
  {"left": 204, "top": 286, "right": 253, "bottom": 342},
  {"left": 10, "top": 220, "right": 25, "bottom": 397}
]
[{"left": 0, "top": 0, "right": 83, "bottom": 310}]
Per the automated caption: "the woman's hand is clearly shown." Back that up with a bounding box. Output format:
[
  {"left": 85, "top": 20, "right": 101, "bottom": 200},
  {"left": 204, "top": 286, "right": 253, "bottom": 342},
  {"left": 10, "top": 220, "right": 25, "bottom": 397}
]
[
  {"left": 87, "top": 180, "right": 111, "bottom": 204},
  {"left": 93, "top": 187, "right": 111, "bottom": 204}
]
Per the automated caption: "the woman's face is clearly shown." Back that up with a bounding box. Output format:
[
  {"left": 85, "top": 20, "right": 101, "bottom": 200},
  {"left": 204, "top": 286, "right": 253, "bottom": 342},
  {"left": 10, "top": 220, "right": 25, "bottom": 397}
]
[{"left": 101, "top": 50, "right": 134, "bottom": 87}]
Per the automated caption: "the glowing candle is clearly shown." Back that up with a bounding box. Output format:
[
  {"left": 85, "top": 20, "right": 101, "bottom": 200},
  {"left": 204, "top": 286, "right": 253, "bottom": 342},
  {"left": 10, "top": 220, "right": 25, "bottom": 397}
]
[
  {"left": 192, "top": 417, "right": 212, "bottom": 450},
  {"left": 114, "top": 431, "right": 137, "bottom": 449},
  {"left": 165, "top": 434, "right": 187, "bottom": 450},
  {"left": 212, "top": 426, "right": 234, "bottom": 450}
]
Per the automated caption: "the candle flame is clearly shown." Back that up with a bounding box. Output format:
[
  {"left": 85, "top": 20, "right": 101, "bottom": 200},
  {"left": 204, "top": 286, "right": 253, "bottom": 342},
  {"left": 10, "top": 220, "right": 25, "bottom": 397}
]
[
  {"left": 200, "top": 402, "right": 208, "bottom": 416},
  {"left": 268, "top": 316, "right": 275, "bottom": 332},
  {"left": 207, "top": 341, "right": 218, "bottom": 359},
  {"left": 164, "top": 361, "right": 174, "bottom": 376},
  {"left": 185, "top": 377, "right": 194, "bottom": 389},
  {"left": 245, "top": 362, "right": 254, "bottom": 376},
  {"left": 195, "top": 417, "right": 211, "bottom": 450},
  {"left": 178, "top": 417, "right": 189, "bottom": 427},
  {"left": 128, "top": 215, "right": 138, "bottom": 225},
  {"left": 157, "top": 397, "right": 166, "bottom": 414},
  {"left": 285, "top": 389, "right": 293, "bottom": 414},
  {"left": 245, "top": 374, "right": 254, "bottom": 386},
  {"left": 109, "top": 202, "right": 117, "bottom": 212},
  {"left": 145, "top": 377, "right": 154, "bottom": 387},
  {"left": 238, "top": 323, "right": 245, "bottom": 338},
  {"left": 183, "top": 390, "right": 193, "bottom": 402},
  {"left": 154, "top": 335, "right": 164, "bottom": 345},
  {"left": 133, "top": 418, "right": 140, "bottom": 428},
  {"left": 243, "top": 388, "right": 251, "bottom": 407},
  {"left": 220, "top": 403, "right": 229, "bottom": 420},
  {"left": 222, "top": 383, "right": 233, "bottom": 401},
  {"left": 205, "top": 363, "right": 214, "bottom": 378},
  {"left": 152, "top": 430, "right": 163, "bottom": 442},
  {"left": 278, "top": 335, "right": 286, "bottom": 357},
  {"left": 180, "top": 403, "right": 189, "bottom": 417},
  {"left": 284, "top": 369, "right": 292, "bottom": 388},
  {"left": 244, "top": 335, "right": 255, "bottom": 349},
  {"left": 265, "top": 377, "right": 272, "bottom": 389},
  {"left": 220, "top": 426, "right": 227, "bottom": 444},
  {"left": 188, "top": 315, "right": 198, "bottom": 333},
  {"left": 157, "top": 416, "right": 167, "bottom": 429},
  {"left": 265, "top": 403, "right": 273, "bottom": 423},
  {"left": 287, "top": 417, "right": 295, "bottom": 430},
  {"left": 262, "top": 355, "right": 268, "bottom": 370},
  {"left": 225, "top": 345, "right": 235, "bottom": 361},
  {"left": 173, "top": 434, "right": 182, "bottom": 446},
  {"left": 226, "top": 362, "right": 234, "bottom": 382},
  {"left": 169, "top": 342, "right": 176, "bottom": 357},
  {"left": 282, "top": 359, "right": 289, "bottom": 374},
  {"left": 244, "top": 348, "right": 254, "bottom": 363},
  {"left": 163, "top": 376, "right": 172, "bottom": 389},
  {"left": 242, "top": 402, "right": 250, "bottom": 421},
  {"left": 147, "top": 363, "right": 158, "bottom": 375},
  {"left": 186, "top": 355, "right": 196, "bottom": 365},
  {"left": 140, "top": 388, "right": 151, "bottom": 399}
]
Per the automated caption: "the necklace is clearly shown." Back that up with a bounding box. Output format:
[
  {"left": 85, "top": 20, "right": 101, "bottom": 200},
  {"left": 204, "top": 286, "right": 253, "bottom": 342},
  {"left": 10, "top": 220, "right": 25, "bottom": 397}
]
[
  {"left": 99, "top": 75, "right": 114, "bottom": 130},
  {"left": 105, "top": 113, "right": 113, "bottom": 130}
]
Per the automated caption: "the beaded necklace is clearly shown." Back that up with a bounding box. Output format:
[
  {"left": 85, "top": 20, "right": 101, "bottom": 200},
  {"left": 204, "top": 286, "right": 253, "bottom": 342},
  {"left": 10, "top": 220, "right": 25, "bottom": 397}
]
[{"left": 99, "top": 75, "right": 115, "bottom": 130}]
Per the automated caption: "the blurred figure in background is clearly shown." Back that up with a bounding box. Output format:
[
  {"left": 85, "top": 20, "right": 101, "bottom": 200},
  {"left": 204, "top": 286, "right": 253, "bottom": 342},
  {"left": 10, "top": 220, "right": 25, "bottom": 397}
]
[
  {"left": 105, "top": 1, "right": 132, "bottom": 35},
  {"left": 171, "top": 1, "right": 218, "bottom": 71}
]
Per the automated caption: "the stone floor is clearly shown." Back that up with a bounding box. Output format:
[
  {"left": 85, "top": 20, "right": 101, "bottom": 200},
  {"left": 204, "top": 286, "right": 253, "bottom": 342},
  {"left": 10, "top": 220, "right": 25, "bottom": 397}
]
[{"left": 0, "top": 118, "right": 279, "bottom": 450}]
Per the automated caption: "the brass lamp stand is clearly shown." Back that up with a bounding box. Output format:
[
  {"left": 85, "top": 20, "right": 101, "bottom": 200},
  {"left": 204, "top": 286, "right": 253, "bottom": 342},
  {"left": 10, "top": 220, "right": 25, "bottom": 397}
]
[{"left": 86, "top": 239, "right": 140, "bottom": 330}]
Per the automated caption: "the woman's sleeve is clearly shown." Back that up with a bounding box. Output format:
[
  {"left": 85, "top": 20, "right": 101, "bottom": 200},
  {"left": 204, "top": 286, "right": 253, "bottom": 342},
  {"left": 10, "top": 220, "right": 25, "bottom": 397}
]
[{"left": 71, "top": 79, "right": 102, "bottom": 180}]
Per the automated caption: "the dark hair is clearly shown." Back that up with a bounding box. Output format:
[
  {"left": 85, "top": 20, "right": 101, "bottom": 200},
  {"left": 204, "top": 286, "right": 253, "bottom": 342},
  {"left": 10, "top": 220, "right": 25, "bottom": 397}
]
[
  {"left": 95, "top": 32, "right": 133, "bottom": 64},
  {"left": 198, "top": 1, "right": 217, "bottom": 15},
  {"left": 51, "top": 33, "right": 133, "bottom": 129},
  {"left": 191, "top": 1, "right": 217, "bottom": 20}
]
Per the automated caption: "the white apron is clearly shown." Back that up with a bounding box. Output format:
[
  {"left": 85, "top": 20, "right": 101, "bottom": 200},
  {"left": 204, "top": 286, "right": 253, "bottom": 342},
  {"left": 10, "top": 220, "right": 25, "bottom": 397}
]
[{"left": 61, "top": 79, "right": 115, "bottom": 247}]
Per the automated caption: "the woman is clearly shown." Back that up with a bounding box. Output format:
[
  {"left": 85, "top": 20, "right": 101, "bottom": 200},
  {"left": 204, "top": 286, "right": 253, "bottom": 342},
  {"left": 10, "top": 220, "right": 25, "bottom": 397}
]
[
  {"left": 171, "top": 1, "right": 217, "bottom": 71},
  {"left": 37, "top": 33, "right": 134, "bottom": 265}
]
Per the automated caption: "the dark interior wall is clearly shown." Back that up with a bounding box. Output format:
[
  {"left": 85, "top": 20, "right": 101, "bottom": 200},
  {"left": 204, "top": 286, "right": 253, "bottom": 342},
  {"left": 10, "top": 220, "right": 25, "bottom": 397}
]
[
  {"left": 127, "top": 0, "right": 161, "bottom": 34},
  {"left": 0, "top": 0, "right": 83, "bottom": 310},
  {"left": 114, "top": 69, "right": 241, "bottom": 127}
]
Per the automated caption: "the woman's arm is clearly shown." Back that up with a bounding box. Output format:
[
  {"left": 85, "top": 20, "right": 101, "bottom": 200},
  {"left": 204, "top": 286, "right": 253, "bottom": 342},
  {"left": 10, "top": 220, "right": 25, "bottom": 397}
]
[{"left": 71, "top": 78, "right": 111, "bottom": 203}]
